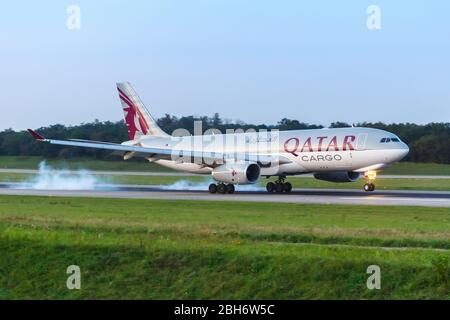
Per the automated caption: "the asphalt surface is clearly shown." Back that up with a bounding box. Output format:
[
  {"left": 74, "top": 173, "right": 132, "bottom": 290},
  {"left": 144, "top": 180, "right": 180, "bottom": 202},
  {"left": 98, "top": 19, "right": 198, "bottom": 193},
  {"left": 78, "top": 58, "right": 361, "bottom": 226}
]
[{"left": 1, "top": 183, "right": 449, "bottom": 207}]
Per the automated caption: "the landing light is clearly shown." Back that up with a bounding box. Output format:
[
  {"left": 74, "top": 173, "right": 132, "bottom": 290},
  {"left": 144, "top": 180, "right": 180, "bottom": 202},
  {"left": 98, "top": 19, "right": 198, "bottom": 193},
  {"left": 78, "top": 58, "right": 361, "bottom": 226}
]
[{"left": 364, "top": 171, "right": 377, "bottom": 180}]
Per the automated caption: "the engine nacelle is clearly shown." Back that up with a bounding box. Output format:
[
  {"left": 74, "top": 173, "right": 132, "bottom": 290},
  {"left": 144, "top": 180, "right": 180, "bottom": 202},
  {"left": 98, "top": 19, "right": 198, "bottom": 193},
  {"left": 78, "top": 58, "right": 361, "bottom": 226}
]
[
  {"left": 212, "top": 162, "right": 260, "bottom": 185},
  {"left": 313, "top": 171, "right": 360, "bottom": 183}
]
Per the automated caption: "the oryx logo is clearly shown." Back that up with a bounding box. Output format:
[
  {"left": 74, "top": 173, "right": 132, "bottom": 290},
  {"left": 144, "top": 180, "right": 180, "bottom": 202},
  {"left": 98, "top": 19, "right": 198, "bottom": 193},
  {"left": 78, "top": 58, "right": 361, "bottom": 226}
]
[
  {"left": 117, "top": 87, "right": 149, "bottom": 139},
  {"left": 231, "top": 169, "right": 237, "bottom": 177}
]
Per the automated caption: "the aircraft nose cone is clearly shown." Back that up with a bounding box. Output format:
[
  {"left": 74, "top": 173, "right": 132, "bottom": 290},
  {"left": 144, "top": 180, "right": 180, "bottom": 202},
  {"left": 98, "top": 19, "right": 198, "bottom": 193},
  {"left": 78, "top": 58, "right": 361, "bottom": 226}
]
[
  {"left": 399, "top": 143, "right": 409, "bottom": 159},
  {"left": 403, "top": 143, "right": 409, "bottom": 153}
]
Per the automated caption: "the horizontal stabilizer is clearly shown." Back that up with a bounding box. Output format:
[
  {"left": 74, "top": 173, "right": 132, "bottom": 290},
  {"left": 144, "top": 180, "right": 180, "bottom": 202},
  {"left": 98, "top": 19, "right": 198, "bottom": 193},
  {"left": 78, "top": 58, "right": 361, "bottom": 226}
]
[{"left": 27, "top": 129, "right": 45, "bottom": 141}]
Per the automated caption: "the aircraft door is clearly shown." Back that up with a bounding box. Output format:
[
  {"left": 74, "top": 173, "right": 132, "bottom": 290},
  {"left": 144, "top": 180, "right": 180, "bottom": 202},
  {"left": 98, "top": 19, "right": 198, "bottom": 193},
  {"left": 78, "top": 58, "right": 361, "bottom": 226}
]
[{"left": 356, "top": 133, "right": 368, "bottom": 150}]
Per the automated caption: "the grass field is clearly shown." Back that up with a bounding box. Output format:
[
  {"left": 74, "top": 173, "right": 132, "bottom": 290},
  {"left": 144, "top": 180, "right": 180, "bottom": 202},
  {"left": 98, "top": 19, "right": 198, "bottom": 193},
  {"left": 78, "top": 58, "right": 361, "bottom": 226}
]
[
  {"left": 0, "top": 156, "right": 172, "bottom": 172},
  {"left": 1, "top": 156, "right": 450, "bottom": 175},
  {"left": 0, "top": 196, "right": 448, "bottom": 299},
  {"left": 383, "top": 162, "right": 450, "bottom": 175},
  {"left": 1, "top": 156, "right": 449, "bottom": 191},
  {"left": 1, "top": 172, "right": 449, "bottom": 191},
  {"left": 111, "top": 175, "right": 450, "bottom": 191}
]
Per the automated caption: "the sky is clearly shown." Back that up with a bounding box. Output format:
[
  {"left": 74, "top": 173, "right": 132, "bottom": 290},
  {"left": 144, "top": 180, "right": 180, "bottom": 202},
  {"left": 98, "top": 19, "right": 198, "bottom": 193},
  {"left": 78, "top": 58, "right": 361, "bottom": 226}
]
[{"left": 0, "top": 0, "right": 449, "bottom": 130}]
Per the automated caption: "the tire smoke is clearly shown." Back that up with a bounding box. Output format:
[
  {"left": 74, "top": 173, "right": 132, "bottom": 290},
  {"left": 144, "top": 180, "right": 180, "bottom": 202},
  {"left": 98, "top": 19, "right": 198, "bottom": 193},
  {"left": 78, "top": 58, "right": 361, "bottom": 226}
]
[
  {"left": 23, "top": 161, "right": 100, "bottom": 190},
  {"left": 159, "top": 178, "right": 264, "bottom": 191}
]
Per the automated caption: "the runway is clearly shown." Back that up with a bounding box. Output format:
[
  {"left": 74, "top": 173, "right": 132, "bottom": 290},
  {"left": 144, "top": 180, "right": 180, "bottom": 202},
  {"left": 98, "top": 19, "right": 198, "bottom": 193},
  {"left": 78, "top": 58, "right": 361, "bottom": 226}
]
[{"left": 1, "top": 183, "right": 449, "bottom": 207}]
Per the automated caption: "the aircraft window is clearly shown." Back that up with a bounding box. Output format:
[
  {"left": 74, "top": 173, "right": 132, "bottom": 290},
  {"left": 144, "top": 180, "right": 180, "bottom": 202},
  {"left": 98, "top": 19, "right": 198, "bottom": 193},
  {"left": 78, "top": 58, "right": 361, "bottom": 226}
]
[{"left": 380, "top": 137, "right": 398, "bottom": 143}]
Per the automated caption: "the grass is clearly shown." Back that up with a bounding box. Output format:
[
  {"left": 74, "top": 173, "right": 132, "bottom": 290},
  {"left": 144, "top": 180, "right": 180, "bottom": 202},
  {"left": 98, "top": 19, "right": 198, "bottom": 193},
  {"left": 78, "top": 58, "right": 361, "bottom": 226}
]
[
  {"left": 0, "top": 156, "right": 172, "bottom": 172},
  {"left": 0, "top": 196, "right": 448, "bottom": 299},
  {"left": 0, "top": 156, "right": 449, "bottom": 191},
  {"left": 1, "top": 156, "right": 449, "bottom": 175},
  {"left": 383, "top": 162, "right": 450, "bottom": 175},
  {"left": 1, "top": 172, "right": 449, "bottom": 191},
  {"left": 106, "top": 175, "right": 450, "bottom": 191},
  {"left": 281, "top": 177, "right": 450, "bottom": 191}
]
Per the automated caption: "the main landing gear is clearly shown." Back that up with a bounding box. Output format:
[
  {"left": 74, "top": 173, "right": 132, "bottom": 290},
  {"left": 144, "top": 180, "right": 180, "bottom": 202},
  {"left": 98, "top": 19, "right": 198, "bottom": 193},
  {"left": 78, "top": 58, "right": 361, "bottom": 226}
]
[
  {"left": 266, "top": 176, "right": 292, "bottom": 193},
  {"left": 209, "top": 183, "right": 235, "bottom": 194},
  {"left": 363, "top": 171, "right": 377, "bottom": 192}
]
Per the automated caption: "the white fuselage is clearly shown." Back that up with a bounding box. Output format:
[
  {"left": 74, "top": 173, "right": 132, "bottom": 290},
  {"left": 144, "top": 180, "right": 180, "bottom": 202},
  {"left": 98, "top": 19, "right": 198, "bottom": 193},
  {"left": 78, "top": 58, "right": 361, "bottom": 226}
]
[{"left": 136, "top": 127, "right": 409, "bottom": 179}]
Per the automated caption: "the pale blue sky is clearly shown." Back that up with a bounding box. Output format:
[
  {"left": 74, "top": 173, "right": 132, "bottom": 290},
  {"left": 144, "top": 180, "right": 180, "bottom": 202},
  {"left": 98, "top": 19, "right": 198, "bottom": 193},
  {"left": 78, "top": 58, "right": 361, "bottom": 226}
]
[{"left": 1, "top": 0, "right": 449, "bottom": 130}]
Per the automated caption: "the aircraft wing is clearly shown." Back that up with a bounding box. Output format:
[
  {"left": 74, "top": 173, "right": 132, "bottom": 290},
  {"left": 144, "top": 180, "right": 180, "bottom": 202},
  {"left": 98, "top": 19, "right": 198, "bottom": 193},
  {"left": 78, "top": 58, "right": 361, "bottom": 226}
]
[{"left": 28, "top": 129, "right": 291, "bottom": 166}]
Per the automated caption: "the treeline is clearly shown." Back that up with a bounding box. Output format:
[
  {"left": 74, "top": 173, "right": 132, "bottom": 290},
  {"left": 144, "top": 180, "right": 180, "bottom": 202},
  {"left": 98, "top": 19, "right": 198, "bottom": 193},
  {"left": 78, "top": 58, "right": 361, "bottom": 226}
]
[{"left": 0, "top": 114, "right": 449, "bottom": 163}]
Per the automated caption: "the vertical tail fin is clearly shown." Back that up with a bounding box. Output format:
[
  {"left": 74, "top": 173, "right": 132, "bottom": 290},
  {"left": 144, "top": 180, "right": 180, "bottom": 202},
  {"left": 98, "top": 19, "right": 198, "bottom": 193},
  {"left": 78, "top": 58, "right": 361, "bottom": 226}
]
[{"left": 116, "top": 82, "right": 168, "bottom": 140}]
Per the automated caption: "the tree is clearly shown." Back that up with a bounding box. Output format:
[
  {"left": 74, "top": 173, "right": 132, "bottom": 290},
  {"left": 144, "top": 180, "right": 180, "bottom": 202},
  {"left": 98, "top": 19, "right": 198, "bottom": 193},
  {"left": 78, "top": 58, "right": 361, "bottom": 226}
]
[{"left": 0, "top": 117, "right": 448, "bottom": 164}]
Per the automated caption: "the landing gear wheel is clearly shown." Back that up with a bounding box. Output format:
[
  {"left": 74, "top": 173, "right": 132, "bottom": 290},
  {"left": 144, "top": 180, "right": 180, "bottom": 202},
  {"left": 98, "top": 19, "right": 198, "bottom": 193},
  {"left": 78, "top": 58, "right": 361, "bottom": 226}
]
[
  {"left": 209, "top": 183, "right": 217, "bottom": 194},
  {"left": 217, "top": 183, "right": 227, "bottom": 194},
  {"left": 226, "top": 184, "right": 235, "bottom": 194},
  {"left": 284, "top": 182, "right": 292, "bottom": 193},
  {"left": 364, "top": 183, "right": 375, "bottom": 192},
  {"left": 275, "top": 183, "right": 284, "bottom": 193},
  {"left": 266, "top": 182, "right": 275, "bottom": 193}
]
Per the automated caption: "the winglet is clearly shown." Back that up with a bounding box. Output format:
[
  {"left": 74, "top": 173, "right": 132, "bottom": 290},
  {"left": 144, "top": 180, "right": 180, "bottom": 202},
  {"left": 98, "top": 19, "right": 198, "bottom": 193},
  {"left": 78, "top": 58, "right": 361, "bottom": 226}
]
[{"left": 27, "top": 129, "right": 46, "bottom": 141}]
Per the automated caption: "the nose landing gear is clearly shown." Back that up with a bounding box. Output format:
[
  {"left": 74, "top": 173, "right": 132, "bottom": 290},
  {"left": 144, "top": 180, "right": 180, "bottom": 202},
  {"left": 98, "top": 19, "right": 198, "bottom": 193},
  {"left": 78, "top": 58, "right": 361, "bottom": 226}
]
[
  {"left": 363, "top": 183, "right": 375, "bottom": 192},
  {"left": 363, "top": 171, "right": 377, "bottom": 192},
  {"left": 266, "top": 176, "right": 292, "bottom": 193}
]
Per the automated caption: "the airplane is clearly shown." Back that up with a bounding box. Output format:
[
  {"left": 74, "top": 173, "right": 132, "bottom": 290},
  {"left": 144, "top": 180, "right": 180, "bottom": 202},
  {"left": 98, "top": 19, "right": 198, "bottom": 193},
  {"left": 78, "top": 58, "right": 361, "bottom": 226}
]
[{"left": 28, "top": 82, "right": 409, "bottom": 194}]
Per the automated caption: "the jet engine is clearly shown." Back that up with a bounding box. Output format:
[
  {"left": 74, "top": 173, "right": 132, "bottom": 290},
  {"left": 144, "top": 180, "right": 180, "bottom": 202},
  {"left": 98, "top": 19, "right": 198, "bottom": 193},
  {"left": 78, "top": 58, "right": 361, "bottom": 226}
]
[
  {"left": 212, "top": 162, "right": 260, "bottom": 185},
  {"left": 313, "top": 171, "right": 360, "bottom": 183}
]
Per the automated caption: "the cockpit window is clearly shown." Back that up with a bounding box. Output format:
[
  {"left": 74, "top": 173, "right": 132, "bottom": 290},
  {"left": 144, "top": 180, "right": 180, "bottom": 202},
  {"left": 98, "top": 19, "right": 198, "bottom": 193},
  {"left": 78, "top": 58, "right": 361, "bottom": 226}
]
[{"left": 380, "top": 137, "right": 400, "bottom": 143}]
